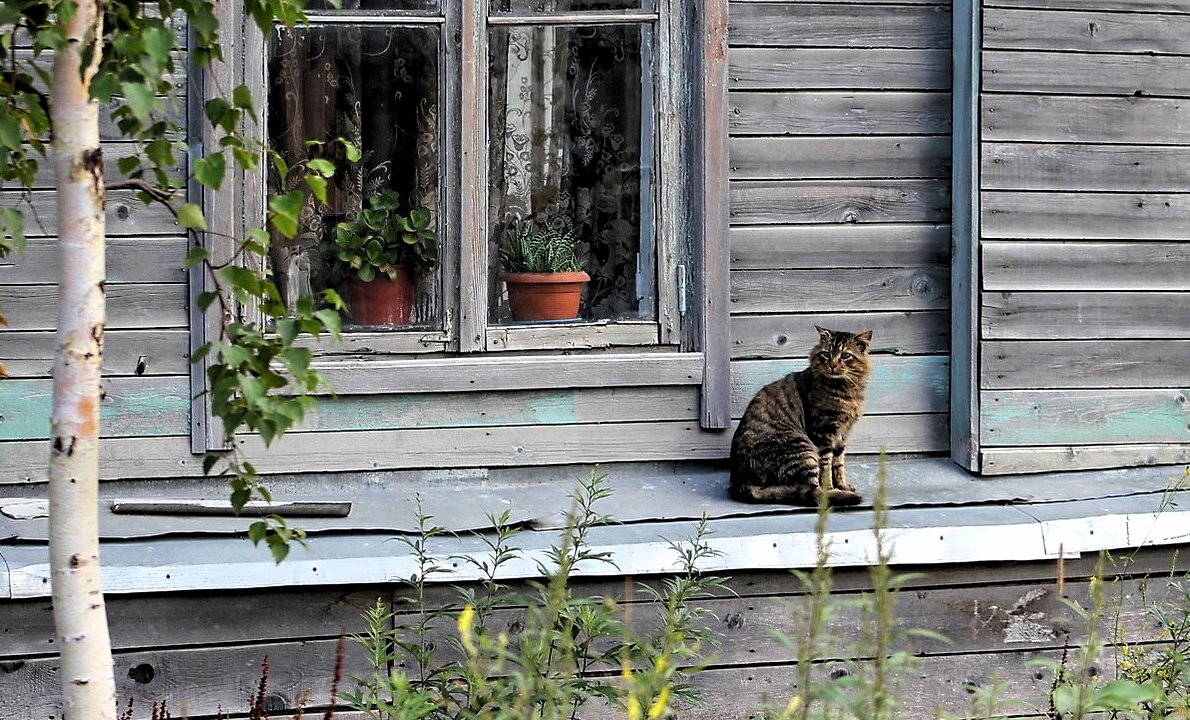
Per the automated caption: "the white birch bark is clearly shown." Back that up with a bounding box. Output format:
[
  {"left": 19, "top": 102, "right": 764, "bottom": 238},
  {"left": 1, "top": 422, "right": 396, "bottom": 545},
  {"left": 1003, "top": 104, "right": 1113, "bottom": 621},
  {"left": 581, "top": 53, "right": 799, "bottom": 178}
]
[{"left": 48, "top": 0, "right": 117, "bottom": 715}]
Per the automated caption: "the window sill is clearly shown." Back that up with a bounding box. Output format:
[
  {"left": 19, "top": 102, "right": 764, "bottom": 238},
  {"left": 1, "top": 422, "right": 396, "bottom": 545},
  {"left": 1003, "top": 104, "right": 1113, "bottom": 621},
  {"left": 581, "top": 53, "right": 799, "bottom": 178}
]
[{"left": 1, "top": 460, "right": 1186, "bottom": 599}]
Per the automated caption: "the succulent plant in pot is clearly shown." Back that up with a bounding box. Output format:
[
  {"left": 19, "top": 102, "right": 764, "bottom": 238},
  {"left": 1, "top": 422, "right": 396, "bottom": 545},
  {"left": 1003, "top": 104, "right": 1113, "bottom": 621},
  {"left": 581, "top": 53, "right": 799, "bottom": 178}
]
[
  {"left": 323, "top": 188, "right": 437, "bottom": 326},
  {"left": 499, "top": 217, "right": 590, "bottom": 322}
]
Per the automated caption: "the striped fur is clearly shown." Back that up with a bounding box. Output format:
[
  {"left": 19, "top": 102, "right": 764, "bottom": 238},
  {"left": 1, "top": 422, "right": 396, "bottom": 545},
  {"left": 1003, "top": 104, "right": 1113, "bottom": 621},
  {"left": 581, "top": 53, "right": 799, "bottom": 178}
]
[{"left": 729, "top": 326, "right": 873, "bottom": 508}]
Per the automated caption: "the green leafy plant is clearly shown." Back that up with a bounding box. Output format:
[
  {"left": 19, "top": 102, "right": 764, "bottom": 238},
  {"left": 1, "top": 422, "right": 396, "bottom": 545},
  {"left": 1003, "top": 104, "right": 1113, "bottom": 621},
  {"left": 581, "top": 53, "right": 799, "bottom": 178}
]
[
  {"left": 342, "top": 470, "right": 724, "bottom": 720},
  {"left": 500, "top": 217, "right": 585, "bottom": 274},
  {"left": 324, "top": 188, "right": 437, "bottom": 284}
]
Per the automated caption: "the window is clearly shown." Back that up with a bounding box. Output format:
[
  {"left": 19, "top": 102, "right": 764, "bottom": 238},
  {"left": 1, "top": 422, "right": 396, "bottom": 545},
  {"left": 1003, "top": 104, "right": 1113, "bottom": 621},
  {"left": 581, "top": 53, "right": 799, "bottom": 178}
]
[{"left": 259, "top": 0, "right": 686, "bottom": 353}]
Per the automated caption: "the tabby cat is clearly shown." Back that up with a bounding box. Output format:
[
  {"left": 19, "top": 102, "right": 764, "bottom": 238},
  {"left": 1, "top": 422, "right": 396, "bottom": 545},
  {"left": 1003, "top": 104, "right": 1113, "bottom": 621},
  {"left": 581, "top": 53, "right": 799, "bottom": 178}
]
[{"left": 729, "top": 326, "right": 874, "bottom": 507}]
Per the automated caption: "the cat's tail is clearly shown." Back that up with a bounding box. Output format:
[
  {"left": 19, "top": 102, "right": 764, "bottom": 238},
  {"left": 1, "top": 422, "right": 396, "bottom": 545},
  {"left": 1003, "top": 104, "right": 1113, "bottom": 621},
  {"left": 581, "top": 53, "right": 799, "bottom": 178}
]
[{"left": 730, "top": 482, "right": 863, "bottom": 508}]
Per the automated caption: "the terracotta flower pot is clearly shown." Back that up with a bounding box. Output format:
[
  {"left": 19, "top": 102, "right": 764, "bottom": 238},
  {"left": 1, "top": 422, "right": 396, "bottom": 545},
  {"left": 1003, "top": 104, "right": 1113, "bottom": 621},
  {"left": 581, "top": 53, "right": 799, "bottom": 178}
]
[
  {"left": 344, "top": 267, "right": 415, "bottom": 326},
  {"left": 502, "top": 271, "right": 590, "bottom": 322}
]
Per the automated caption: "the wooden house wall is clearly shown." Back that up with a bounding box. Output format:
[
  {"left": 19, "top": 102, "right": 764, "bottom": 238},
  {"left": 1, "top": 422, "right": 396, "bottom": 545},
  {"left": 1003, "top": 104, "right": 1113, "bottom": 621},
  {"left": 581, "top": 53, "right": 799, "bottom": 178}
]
[
  {"left": 976, "top": 0, "right": 1190, "bottom": 474},
  {"left": 726, "top": 0, "right": 954, "bottom": 457},
  {"left": 0, "top": 1, "right": 955, "bottom": 485},
  {"left": 3, "top": 547, "right": 1182, "bottom": 719}
]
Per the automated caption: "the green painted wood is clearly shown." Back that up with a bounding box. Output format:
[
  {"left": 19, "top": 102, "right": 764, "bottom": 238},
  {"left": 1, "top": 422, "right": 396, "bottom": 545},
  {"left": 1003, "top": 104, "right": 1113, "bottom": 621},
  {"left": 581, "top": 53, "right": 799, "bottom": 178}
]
[
  {"left": 0, "top": 190, "right": 184, "bottom": 237},
  {"left": 731, "top": 223, "right": 950, "bottom": 269},
  {"left": 731, "top": 267, "right": 950, "bottom": 313},
  {"left": 289, "top": 386, "right": 700, "bottom": 433},
  {"left": 983, "top": 241, "right": 1190, "bottom": 291},
  {"left": 983, "top": 95, "right": 1190, "bottom": 145},
  {"left": 730, "top": 136, "right": 951, "bottom": 181},
  {"left": 987, "top": 0, "right": 1190, "bottom": 10},
  {"left": 983, "top": 143, "right": 1190, "bottom": 192},
  {"left": 731, "top": 179, "right": 951, "bottom": 225},
  {"left": 731, "top": 355, "right": 949, "bottom": 416},
  {"left": 730, "top": 3, "right": 951, "bottom": 49},
  {"left": 982, "top": 291, "right": 1190, "bottom": 340},
  {"left": 984, "top": 340, "right": 1190, "bottom": 390},
  {"left": 0, "top": 377, "right": 189, "bottom": 440},
  {"left": 983, "top": 191, "right": 1190, "bottom": 240},
  {"left": 0, "top": 237, "right": 187, "bottom": 285},
  {"left": 730, "top": 311, "right": 949, "bottom": 359},
  {"left": 983, "top": 50, "right": 1190, "bottom": 98},
  {"left": 0, "top": 329, "right": 190, "bottom": 378},
  {"left": 985, "top": 7, "right": 1190, "bottom": 54},
  {"left": 982, "top": 388, "right": 1190, "bottom": 446},
  {"left": 729, "top": 48, "right": 951, "bottom": 90},
  {"left": 0, "top": 284, "right": 188, "bottom": 331},
  {"left": 982, "top": 443, "right": 1190, "bottom": 474}
]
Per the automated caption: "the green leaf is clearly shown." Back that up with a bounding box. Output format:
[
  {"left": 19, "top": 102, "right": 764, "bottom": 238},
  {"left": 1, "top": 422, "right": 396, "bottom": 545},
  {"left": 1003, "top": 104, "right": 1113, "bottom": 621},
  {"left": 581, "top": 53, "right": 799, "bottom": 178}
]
[
  {"left": 268, "top": 537, "right": 290, "bottom": 563},
  {"left": 121, "top": 81, "right": 157, "bottom": 123},
  {"left": 305, "top": 174, "right": 327, "bottom": 205},
  {"left": 184, "top": 247, "right": 211, "bottom": 269},
  {"left": 117, "top": 155, "right": 142, "bottom": 176},
  {"left": 177, "top": 203, "right": 208, "bottom": 230},
  {"left": 0, "top": 207, "right": 26, "bottom": 255},
  {"left": 275, "top": 318, "right": 298, "bottom": 346},
  {"left": 196, "top": 291, "right": 219, "bottom": 312},
  {"left": 307, "top": 158, "right": 335, "bottom": 177},
  {"left": 194, "top": 152, "right": 226, "bottom": 190},
  {"left": 202, "top": 453, "right": 220, "bottom": 474},
  {"left": 268, "top": 191, "right": 303, "bottom": 239},
  {"left": 232, "top": 84, "right": 256, "bottom": 120},
  {"left": 338, "top": 137, "right": 361, "bottom": 163},
  {"left": 248, "top": 520, "right": 268, "bottom": 544},
  {"left": 0, "top": 115, "right": 22, "bottom": 151},
  {"left": 1090, "top": 680, "right": 1162, "bottom": 711}
]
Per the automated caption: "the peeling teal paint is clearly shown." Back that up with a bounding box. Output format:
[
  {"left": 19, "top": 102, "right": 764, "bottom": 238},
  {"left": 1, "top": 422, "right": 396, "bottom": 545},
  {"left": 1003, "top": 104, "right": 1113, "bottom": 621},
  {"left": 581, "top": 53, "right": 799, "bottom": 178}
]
[
  {"left": 982, "top": 390, "right": 1190, "bottom": 446},
  {"left": 0, "top": 378, "right": 189, "bottom": 440}
]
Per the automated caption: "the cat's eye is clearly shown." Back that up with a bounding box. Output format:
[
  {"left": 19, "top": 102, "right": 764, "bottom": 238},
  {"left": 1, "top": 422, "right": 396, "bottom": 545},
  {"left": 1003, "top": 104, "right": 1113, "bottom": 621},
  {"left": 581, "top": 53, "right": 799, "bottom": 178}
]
[
  {"left": 841, "top": 352, "right": 854, "bottom": 361},
  {"left": 817, "top": 352, "right": 829, "bottom": 360}
]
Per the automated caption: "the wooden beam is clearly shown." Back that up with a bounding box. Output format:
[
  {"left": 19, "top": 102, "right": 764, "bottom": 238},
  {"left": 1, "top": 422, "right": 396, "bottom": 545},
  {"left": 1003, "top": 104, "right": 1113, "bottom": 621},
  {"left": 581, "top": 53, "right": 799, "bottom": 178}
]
[
  {"left": 983, "top": 143, "right": 1190, "bottom": 192},
  {"left": 984, "top": 7, "right": 1190, "bottom": 54},
  {"left": 983, "top": 241, "right": 1190, "bottom": 291},
  {"left": 0, "top": 284, "right": 188, "bottom": 331},
  {"left": 982, "top": 444, "right": 1190, "bottom": 475},
  {"left": 730, "top": 311, "right": 949, "bottom": 359},
  {"left": 731, "top": 179, "right": 951, "bottom": 225},
  {"left": 729, "top": 91, "right": 951, "bottom": 136},
  {"left": 982, "top": 291, "right": 1190, "bottom": 339},
  {"left": 730, "top": 136, "right": 951, "bottom": 181},
  {"left": 983, "top": 388, "right": 1190, "bottom": 446},
  {"left": 457, "top": 0, "right": 488, "bottom": 352},
  {"left": 730, "top": 3, "right": 952, "bottom": 49},
  {"left": 731, "top": 223, "right": 950, "bottom": 269},
  {"left": 0, "top": 329, "right": 189, "bottom": 379},
  {"left": 983, "top": 339, "right": 1190, "bottom": 389},
  {"left": 699, "top": 0, "right": 731, "bottom": 430},
  {"left": 983, "top": 191, "right": 1190, "bottom": 240},
  {"left": 0, "top": 377, "right": 189, "bottom": 441},
  {"left": 983, "top": 50, "right": 1190, "bottom": 98},
  {"left": 730, "top": 267, "right": 950, "bottom": 313},
  {"left": 983, "top": 94, "right": 1190, "bottom": 144},
  {"left": 0, "top": 237, "right": 186, "bottom": 285},
  {"left": 951, "top": 0, "right": 980, "bottom": 471},
  {"left": 729, "top": 48, "right": 951, "bottom": 90}
]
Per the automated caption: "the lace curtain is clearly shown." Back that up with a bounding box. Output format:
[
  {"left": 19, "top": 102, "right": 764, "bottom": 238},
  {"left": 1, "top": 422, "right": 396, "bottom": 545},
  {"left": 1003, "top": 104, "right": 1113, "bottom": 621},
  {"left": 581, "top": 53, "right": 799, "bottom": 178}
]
[{"left": 269, "top": 25, "right": 440, "bottom": 324}]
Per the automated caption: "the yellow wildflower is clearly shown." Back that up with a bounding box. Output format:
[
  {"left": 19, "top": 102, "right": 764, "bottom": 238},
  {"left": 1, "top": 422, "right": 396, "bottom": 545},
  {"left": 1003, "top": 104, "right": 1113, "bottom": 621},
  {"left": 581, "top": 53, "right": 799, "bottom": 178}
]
[
  {"left": 458, "top": 604, "right": 477, "bottom": 655},
  {"left": 628, "top": 694, "right": 643, "bottom": 720},
  {"left": 648, "top": 687, "right": 671, "bottom": 720},
  {"left": 781, "top": 696, "right": 803, "bottom": 719}
]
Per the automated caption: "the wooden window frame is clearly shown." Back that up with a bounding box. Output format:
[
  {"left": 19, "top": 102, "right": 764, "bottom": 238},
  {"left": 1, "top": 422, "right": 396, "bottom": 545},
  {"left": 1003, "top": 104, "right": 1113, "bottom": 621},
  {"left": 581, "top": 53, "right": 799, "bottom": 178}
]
[{"left": 189, "top": 0, "right": 732, "bottom": 453}]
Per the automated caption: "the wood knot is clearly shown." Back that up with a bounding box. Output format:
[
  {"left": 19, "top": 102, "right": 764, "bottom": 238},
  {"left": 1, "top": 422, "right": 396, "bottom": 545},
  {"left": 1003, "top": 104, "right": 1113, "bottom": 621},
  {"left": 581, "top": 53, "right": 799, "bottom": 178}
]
[
  {"left": 127, "top": 663, "right": 155, "bottom": 684},
  {"left": 723, "top": 612, "right": 745, "bottom": 630}
]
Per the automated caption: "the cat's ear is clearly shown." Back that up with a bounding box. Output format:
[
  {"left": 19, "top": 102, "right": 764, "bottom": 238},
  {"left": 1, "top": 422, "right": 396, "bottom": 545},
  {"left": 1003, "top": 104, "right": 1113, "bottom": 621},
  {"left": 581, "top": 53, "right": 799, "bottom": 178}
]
[
  {"left": 854, "top": 330, "right": 873, "bottom": 353},
  {"left": 814, "top": 325, "right": 832, "bottom": 343}
]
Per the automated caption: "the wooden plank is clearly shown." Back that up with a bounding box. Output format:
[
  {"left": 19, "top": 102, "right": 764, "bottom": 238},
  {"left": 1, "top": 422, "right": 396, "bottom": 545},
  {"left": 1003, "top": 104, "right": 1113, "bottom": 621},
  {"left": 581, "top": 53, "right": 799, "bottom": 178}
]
[
  {"left": 731, "top": 355, "right": 949, "bottom": 416},
  {"left": 15, "top": 143, "right": 186, "bottom": 189},
  {"left": 736, "top": 0, "right": 946, "bottom": 4},
  {"left": 983, "top": 50, "right": 1190, "bottom": 97},
  {"left": 985, "top": 7, "right": 1190, "bottom": 54},
  {"left": 1, "top": 590, "right": 382, "bottom": 658},
  {"left": 984, "top": 241, "right": 1190, "bottom": 290},
  {"left": 729, "top": 91, "right": 952, "bottom": 136},
  {"left": 701, "top": 0, "right": 733, "bottom": 429},
  {"left": 987, "top": 0, "right": 1190, "bottom": 12},
  {"left": 730, "top": 267, "right": 950, "bottom": 313},
  {"left": 982, "top": 94, "right": 1190, "bottom": 145},
  {"left": 0, "top": 236, "right": 186, "bottom": 285},
  {"left": 730, "top": 3, "right": 951, "bottom": 48},
  {"left": 0, "top": 376, "right": 189, "bottom": 441},
  {"left": 486, "top": 321, "right": 660, "bottom": 351},
  {"left": 0, "top": 329, "right": 189, "bottom": 378},
  {"left": 951, "top": 0, "right": 981, "bottom": 470},
  {"left": 983, "top": 339, "right": 1190, "bottom": 389},
  {"left": 0, "top": 283, "right": 188, "bottom": 331},
  {"left": 458, "top": 0, "right": 488, "bottom": 351},
  {"left": 730, "top": 311, "right": 949, "bottom": 358},
  {"left": 677, "top": 648, "right": 1120, "bottom": 720},
  {"left": 730, "top": 136, "right": 951, "bottom": 180},
  {"left": 983, "top": 388, "right": 1190, "bottom": 446},
  {"left": 312, "top": 353, "right": 703, "bottom": 395},
  {"left": 287, "top": 386, "right": 700, "bottom": 434},
  {"left": 1, "top": 436, "right": 204, "bottom": 484},
  {"left": 983, "top": 291, "right": 1190, "bottom": 339},
  {"left": 982, "top": 443, "right": 1190, "bottom": 474},
  {"left": 729, "top": 48, "right": 952, "bottom": 90},
  {"left": 731, "top": 223, "right": 950, "bottom": 269},
  {"left": 731, "top": 179, "right": 951, "bottom": 224},
  {"left": 0, "top": 190, "right": 184, "bottom": 237},
  {"left": 983, "top": 191, "right": 1190, "bottom": 240},
  {"left": 983, "top": 143, "right": 1190, "bottom": 192},
  {"left": 0, "top": 638, "right": 370, "bottom": 720}
]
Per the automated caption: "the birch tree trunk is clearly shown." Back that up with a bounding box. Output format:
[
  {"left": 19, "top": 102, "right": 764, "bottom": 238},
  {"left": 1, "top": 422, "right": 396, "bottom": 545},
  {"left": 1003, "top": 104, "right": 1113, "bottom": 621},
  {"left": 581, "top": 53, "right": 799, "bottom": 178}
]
[{"left": 48, "top": 0, "right": 117, "bottom": 715}]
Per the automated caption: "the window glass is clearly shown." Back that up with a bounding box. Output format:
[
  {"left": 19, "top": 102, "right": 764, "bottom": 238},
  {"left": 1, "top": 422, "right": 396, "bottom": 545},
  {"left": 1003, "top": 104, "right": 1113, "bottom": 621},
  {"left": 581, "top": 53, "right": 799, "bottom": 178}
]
[
  {"left": 305, "top": 0, "right": 439, "bottom": 11},
  {"left": 268, "top": 26, "right": 441, "bottom": 329},
  {"left": 492, "top": 1, "right": 641, "bottom": 13},
  {"left": 487, "top": 24, "right": 655, "bottom": 324}
]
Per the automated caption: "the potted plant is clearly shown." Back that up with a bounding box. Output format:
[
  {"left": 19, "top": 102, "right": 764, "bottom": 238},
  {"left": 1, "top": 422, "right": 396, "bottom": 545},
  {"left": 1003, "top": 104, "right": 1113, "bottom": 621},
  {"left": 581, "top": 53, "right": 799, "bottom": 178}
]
[
  {"left": 499, "top": 217, "right": 590, "bottom": 322},
  {"left": 323, "top": 189, "right": 437, "bottom": 326}
]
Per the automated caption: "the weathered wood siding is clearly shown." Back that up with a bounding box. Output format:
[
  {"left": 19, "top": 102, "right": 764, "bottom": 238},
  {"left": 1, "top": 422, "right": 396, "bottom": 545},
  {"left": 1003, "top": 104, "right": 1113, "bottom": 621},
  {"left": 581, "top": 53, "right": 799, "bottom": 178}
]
[
  {"left": 978, "top": 0, "right": 1190, "bottom": 473},
  {"left": 2, "top": 548, "right": 1181, "bottom": 719},
  {"left": 728, "top": 0, "right": 954, "bottom": 455}
]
